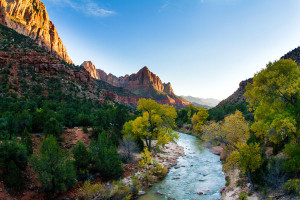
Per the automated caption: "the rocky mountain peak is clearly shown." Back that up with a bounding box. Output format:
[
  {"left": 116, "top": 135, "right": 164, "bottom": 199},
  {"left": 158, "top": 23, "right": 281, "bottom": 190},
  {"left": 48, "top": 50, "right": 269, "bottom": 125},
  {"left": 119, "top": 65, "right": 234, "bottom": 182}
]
[
  {"left": 81, "top": 61, "right": 99, "bottom": 79},
  {"left": 0, "top": 0, "right": 72, "bottom": 63}
]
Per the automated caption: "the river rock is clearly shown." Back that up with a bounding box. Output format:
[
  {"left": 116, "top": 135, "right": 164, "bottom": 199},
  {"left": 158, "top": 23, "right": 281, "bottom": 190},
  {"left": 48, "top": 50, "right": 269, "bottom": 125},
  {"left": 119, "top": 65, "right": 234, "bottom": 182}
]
[
  {"left": 197, "top": 192, "right": 204, "bottom": 195},
  {"left": 174, "top": 166, "right": 180, "bottom": 169},
  {"left": 173, "top": 177, "right": 180, "bottom": 179},
  {"left": 156, "top": 191, "right": 164, "bottom": 195},
  {"left": 138, "top": 191, "right": 146, "bottom": 196},
  {"left": 209, "top": 146, "right": 224, "bottom": 155}
]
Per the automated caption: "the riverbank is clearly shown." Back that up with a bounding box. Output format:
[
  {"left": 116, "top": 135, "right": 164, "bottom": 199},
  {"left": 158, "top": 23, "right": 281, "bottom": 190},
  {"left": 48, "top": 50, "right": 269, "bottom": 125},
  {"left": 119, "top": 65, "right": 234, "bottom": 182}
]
[
  {"left": 207, "top": 144, "right": 259, "bottom": 200},
  {"left": 139, "top": 133, "right": 225, "bottom": 200}
]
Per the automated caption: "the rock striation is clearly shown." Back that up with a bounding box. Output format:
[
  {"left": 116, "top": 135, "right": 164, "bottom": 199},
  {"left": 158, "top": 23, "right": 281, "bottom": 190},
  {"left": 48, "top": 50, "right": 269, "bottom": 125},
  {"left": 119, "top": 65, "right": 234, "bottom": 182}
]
[
  {"left": 0, "top": 0, "right": 72, "bottom": 63},
  {"left": 81, "top": 61, "right": 190, "bottom": 107}
]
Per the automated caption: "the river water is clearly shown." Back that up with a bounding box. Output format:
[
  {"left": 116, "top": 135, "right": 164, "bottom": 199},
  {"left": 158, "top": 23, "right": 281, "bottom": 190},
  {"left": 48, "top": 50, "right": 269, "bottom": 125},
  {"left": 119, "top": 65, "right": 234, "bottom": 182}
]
[{"left": 139, "top": 132, "right": 225, "bottom": 200}]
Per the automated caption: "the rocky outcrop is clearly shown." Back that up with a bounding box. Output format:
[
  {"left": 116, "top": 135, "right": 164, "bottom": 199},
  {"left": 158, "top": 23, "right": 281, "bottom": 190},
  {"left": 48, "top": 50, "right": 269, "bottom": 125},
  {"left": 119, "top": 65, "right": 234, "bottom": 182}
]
[
  {"left": 217, "top": 78, "right": 253, "bottom": 106},
  {"left": 82, "top": 61, "right": 99, "bottom": 79},
  {"left": 0, "top": 0, "right": 72, "bottom": 63},
  {"left": 81, "top": 62, "right": 190, "bottom": 107}
]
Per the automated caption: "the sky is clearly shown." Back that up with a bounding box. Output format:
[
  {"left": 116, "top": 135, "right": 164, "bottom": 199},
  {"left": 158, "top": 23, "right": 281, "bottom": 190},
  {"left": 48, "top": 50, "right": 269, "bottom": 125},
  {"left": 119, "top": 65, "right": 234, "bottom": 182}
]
[{"left": 43, "top": 0, "right": 300, "bottom": 100}]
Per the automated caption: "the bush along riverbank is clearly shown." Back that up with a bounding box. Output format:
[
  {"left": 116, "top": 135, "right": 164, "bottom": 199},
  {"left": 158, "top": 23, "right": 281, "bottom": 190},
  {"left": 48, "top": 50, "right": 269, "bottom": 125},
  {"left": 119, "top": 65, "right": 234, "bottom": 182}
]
[{"left": 76, "top": 140, "right": 184, "bottom": 199}]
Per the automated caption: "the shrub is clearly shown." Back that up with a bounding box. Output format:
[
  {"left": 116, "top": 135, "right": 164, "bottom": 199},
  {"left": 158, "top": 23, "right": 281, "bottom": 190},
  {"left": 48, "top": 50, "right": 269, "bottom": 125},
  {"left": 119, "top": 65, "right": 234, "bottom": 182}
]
[
  {"left": 0, "top": 138, "right": 28, "bottom": 189},
  {"left": 43, "top": 117, "right": 62, "bottom": 137},
  {"left": 284, "top": 179, "right": 300, "bottom": 196},
  {"left": 31, "top": 135, "right": 76, "bottom": 193},
  {"left": 21, "top": 128, "right": 33, "bottom": 155},
  {"left": 73, "top": 141, "right": 90, "bottom": 170},
  {"left": 90, "top": 132, "right": 123, "bottom": 180},
  {"left": 238, "top": 191, "right": 248, "bottom": 200}
]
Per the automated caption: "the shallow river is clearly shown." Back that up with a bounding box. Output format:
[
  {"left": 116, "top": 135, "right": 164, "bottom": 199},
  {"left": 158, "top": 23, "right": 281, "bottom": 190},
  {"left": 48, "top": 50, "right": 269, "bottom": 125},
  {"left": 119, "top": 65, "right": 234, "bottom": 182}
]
[{"left": 139, "top": 132, "right": 225, "bottom": 200}]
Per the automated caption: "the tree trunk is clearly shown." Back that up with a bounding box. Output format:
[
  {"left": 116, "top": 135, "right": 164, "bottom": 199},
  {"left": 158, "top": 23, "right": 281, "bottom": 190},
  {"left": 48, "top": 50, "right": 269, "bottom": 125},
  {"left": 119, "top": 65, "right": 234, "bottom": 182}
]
[{"left": 247, "top": 171, "right": 254, "bottom": 190}]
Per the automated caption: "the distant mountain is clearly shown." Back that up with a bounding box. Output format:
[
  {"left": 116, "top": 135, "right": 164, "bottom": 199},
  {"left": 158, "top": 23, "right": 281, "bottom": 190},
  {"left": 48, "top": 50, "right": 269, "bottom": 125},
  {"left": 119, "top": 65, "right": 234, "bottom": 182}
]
[
  {"left": 181, "top": 96, "right": 220, "bottom": 108},
  {"left": 0, "top": 0, "right": 72, "bottom": 63},
  {"left": 81, "top": 61, "right": 190, "bottom": 108}
]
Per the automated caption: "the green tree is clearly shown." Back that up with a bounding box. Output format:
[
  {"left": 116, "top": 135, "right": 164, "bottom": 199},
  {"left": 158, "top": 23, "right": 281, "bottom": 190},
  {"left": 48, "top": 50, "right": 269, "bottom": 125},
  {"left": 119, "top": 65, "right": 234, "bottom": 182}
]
[
  {"left": 31, "top": 135, "right": 76, "bottom": 193},
  {"left": 73, "top": 141, "right": 90, "bottom": 170},
  {"left": 21, "top": 128, "right": 33, "bottom": 155},
  {"left": 90, "top": 132, "right": 123, "bottom": 180},
  {"left": 43, "top": 117, "right": 62, "bottom": 137},
  {"left": 0, "top": 139, "right": 28, "bottom": 189},
  {"left": 122, "top": 98, "right": 178, "bottom": 151},
  {"left": 245, "top": 59, "right": 300, "bottom": 144}
]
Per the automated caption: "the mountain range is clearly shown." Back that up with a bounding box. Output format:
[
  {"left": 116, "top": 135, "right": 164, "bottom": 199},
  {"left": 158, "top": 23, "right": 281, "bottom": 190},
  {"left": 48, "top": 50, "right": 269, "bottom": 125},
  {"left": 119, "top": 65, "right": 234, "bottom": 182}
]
[
  {"left": 0, "top": 0, "right": 191, "bottom": 108},
  {"left": 180, "top": 96, "right": 220, "bottom": 108}
]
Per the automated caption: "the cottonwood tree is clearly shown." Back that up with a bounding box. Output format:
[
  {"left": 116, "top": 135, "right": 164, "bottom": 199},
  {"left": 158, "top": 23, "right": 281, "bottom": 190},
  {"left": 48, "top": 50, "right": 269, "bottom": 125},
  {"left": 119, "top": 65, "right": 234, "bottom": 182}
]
[
  {"left": 191, "top": 107, "right": 209, "bottom": 133},
  {"left": 122, "top": 98, "right": 178, "bottom": 151},
  {"left": 202, "top": 110, "right": 250, "bottom": 150},
  {"left": 245, "top": 59, "right": 300, "bottom": 144}
]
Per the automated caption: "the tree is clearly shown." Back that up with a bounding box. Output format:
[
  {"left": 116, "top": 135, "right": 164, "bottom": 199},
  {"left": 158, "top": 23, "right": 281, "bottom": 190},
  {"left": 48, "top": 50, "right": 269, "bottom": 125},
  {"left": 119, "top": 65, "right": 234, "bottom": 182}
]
[
  {"left": 245, "top": 59, "right": 300, "bottom": 144},
  {"left": 31, "top": 135, "right": 76, "bottom": 193},
  {"left": 89, "top": 132, "right": 123, "bottom": 180},
  {"left": 139, "top": 147, "right": 153, "bottom": 185},
  {"left": 73, "top": 141, "right": 91, "bottom": 170},
  {"left": 120, "top": 133, "right": 138, "bottom": 163},
  {"left": 21, "top": 128, "right": 33, "bottom": 155},
  {"left": 0, "top": 138, "right": 28, "bottom": 189},
  {"left": 191, "top": 107, "right": 209, "bottom": 133},
  {"left": 122, "top": 98, "right": 178, "bottom": 151},
  {"left": 202, "top": 110, "right": 250, "bottom": 149},
  {"left": 43, "top": 117, "right": 62, "bottom": 137}
]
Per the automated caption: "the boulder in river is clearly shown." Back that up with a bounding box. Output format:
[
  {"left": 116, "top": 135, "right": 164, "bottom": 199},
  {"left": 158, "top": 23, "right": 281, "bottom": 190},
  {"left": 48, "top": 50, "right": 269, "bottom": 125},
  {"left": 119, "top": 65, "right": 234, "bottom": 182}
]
[
  {"left": 209, "top": 146, "right": 224, "bottom": 155},
  {"left": 156, "top": 191, "right": 164, "bottom": 195}
]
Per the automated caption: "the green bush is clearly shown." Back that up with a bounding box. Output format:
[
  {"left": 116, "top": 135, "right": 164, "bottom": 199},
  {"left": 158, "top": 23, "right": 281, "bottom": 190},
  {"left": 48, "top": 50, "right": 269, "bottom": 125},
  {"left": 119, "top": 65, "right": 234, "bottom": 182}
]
[
  {"left": 21, "top": 128, "right": 33, "bottom": 155},
  {"left": 90, "top": 132, "right": 123, "bottom": 180},
  {"left": 238, "top": 191, "right": 248, "bottom": 200},
  {"left": 43, "top": 117, "right": 62, "bottom": 137},
  {"left": 0, "top": 138, "right": 28, "bottom": 189},
  {"left": 283, "top": 143, "right": 300, "bottom": 173},
  {"left": 284, "top": 179, "right": 300, "bottom": 196},
  {"left": 31, "top": 135, "right": 76, "bottom": 193},
  {"left": 73, "top": 141, "right": 90, "bottom": 170}
]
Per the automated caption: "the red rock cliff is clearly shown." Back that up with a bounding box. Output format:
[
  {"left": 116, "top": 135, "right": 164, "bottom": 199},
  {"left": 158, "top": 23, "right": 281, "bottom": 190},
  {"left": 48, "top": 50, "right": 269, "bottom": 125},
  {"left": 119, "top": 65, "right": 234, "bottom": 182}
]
[{"left": 0, "top": 0, "right": 72, "bottom": 63}]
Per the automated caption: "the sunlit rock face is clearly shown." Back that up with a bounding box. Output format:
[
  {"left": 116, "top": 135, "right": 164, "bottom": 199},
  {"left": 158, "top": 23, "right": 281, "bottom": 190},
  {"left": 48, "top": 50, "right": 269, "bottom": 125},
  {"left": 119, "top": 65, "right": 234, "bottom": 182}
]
[
  {"left": 81, "top": 62, "right": 190, "bottom": 107},
  {"left": 0, "top": 0, "right": 73, "bottom": 63}
]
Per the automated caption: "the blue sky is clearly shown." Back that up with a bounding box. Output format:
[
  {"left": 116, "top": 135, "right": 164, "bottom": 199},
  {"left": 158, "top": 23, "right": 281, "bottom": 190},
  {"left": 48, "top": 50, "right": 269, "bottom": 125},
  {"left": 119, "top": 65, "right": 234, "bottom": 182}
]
[{"left": 43, "top": 0, "right": 300, "bottom": 100}]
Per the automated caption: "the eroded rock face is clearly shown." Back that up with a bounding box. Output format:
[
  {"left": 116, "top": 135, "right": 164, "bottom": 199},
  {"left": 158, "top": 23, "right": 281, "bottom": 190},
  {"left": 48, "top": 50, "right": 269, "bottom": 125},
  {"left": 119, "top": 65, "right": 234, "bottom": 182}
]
[
  {"left": 0, "top": 0, "right": 72, "bottom": 63},
  {"left": 82, "top": 61, "right": 99, "bottom": 79},
  {"left": 81, "top": 62, "right": 190, "bottom": 107}
]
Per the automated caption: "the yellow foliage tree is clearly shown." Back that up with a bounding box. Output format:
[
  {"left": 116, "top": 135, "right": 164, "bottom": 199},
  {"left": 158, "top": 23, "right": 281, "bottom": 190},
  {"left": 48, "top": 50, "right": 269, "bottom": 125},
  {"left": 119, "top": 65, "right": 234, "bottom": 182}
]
[
  {"left": 224, "top": 142, "right": 262, "bottom": 188},
  {"left": 122, "top": 98, "right": 178, "bottom": 151},
  {"left": 244, "top": 59, "right": 300, "bottom": 144},
  {"left": 139, "top": 147, "right": 153, "bottom": 185},
  {"left": 202, "top": 110, "right": 250, "bottom": 149},
  {"left": 191, "top": 107, "right": 209, "bottom": 133}
]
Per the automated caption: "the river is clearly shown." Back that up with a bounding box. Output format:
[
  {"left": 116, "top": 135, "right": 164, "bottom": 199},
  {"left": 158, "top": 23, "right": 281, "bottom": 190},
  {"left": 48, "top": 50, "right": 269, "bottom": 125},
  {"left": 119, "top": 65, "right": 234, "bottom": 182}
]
[{"left": 139, "top": 132, "right": 225, "bottom": 200}]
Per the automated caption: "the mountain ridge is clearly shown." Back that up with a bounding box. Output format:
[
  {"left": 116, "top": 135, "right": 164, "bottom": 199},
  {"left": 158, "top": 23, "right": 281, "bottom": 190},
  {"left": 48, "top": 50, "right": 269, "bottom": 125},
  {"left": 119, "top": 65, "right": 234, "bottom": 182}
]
[
  {"left": 0, "top": 0, "right": 72, "bottom": 63},
  {"left": 81, "top": 61, "right": 190, "bottom": 107}
]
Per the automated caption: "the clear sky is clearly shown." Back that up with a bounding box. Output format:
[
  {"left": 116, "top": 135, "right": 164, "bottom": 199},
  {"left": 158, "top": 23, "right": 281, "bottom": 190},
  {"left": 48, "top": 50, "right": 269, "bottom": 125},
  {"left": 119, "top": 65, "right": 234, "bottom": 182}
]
[{"left": 43, "top": 0, "right": 300, "bottom": 100}]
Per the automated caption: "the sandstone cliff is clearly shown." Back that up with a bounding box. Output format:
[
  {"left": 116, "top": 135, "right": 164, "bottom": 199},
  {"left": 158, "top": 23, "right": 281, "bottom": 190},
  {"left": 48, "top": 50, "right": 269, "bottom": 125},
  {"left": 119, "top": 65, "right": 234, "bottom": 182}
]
[
  {"left": 0, "top": 0, "right": 72, "bottom": 63},
  {"left": 217, "top": 78, "right": 253, "bottom": 106},
  {"left": 82, "top": 61, "right": 100, "bottom": 79},
  {"left": 81, "top": 62, "right": 190, "bottom": 107}
]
